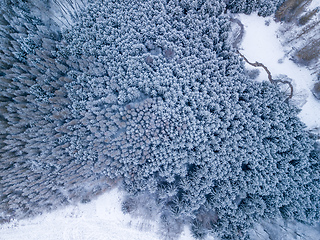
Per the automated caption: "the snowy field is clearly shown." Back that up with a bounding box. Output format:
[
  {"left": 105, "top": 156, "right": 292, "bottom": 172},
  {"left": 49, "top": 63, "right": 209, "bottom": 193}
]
[
  {"left": 1, "top": 12, "right": 320, "bottom": 240},
  {"left": 0, "top": 188, "right": 198, "bottom": 240}
]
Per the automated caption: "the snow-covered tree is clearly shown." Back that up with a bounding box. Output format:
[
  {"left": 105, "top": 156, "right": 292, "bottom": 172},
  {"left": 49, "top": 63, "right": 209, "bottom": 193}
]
[
  {"left": 226, "top": 0, "right": 285, "bottom": 16},
  {"left": 1, "top": 1, "right": 319, "bottom": 239}
]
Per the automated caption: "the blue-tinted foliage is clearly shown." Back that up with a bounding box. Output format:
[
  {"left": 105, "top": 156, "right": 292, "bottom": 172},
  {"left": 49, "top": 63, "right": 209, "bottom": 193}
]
[
  {"left": 0, "top": 0, "right": 319, "bottom": 239},
  {"left": 226, "top": 0, "right": 286, "bottom": 16}
]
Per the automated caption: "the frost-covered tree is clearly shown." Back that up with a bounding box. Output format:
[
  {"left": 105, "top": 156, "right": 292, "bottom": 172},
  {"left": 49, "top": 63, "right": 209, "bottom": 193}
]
[
  {"left": 226, "top": 0, "right": 286, "bottom": 16},
  {"left": 1, "top": 0, "right": 320, "bottom": 239},
  {"left": 0, "top": 0, "right": 113, "bottom": 221}
]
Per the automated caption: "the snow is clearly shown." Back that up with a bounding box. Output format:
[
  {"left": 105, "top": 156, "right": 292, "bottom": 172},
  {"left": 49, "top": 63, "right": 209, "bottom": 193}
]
[
  {"left": 238, "top": 13, "right": 320, "bottom": 130},
  {"left": 0, "top": 189, "right": 153, "bottom": 240},
  {"left": 0, "top": 188, "right": 200, "bottom": 240},
  {"left": 308, "top": 0, "right": 320, "bottom": 10}
]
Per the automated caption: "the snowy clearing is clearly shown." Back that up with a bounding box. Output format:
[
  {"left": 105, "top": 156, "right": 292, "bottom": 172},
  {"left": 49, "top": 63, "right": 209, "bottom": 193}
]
[
  {"left": 308, "top": 0, "right": 320, "bottom": 11},
  {"left": 0, "top": 188, "right": 203, "bottom": 240},
  {"left": 238, "top": 13, "right": 320, "bottom": 130}
]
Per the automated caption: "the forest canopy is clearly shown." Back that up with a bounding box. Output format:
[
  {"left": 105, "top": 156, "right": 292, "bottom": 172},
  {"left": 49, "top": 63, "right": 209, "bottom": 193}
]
[{"left": 0, "top": 0, "right": 319, "bottom": 239}]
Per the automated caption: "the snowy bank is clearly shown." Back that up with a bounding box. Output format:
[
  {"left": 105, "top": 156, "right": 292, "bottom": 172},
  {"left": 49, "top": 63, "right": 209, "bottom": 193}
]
[{"left": 238, "top": 13, "right": 320, "bottom": 130}]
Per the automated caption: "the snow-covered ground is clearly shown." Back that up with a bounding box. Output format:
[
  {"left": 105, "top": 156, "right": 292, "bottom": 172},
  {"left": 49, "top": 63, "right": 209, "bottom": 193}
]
[
  {"left": 0, "top": 188, "right": 198, "bottom": 240},
  {"left": 0, "top": 189, "right": 156, "bottom": 240},
  {"left": 238, "top": 13, "right": 320, "bottom": 130},
  {"left": 308, "top": 0, "right": 320, "bottom": 11},
  {"left": 1, "top": 11, "right": 320, "bottom": 240}
]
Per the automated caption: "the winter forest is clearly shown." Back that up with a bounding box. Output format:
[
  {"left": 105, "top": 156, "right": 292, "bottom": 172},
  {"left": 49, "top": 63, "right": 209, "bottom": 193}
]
[{"left": 1, "top": 0, "right": 320, "bottom": 239}]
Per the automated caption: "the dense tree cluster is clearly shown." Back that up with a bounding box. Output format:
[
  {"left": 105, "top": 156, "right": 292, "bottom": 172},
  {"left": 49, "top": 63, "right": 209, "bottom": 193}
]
[
  {"left": 225, "top": 0, "right": 285, "bottom": 16},
  {"left": 1, "top": 0, "right": 319, "bottom": 239},
  {"left": 0, "top": 0, "right": 115, "bottom": 221}
]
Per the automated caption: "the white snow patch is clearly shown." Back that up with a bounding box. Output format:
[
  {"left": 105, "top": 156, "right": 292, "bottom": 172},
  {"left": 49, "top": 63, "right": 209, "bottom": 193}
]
[
  {"left": 238, "top": 13, "right": 320, "bottom": 129},
  {"left": 308, "top": 0, "right": 320, "bottom": 10},
  {"left": 0, "top": 188, "right": 198, "bottom": 240}
]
